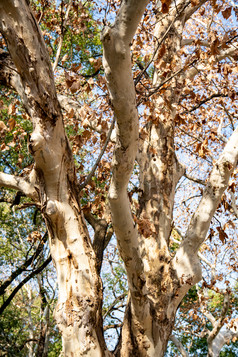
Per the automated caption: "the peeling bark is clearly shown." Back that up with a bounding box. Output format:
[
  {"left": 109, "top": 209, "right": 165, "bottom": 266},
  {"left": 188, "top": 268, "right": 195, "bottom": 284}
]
[
  {"left": 0, "top": 0, "right": 237, "bottom": 355},
  {"left": 0, "top": 1, "right": 108, "bottom": 355}
]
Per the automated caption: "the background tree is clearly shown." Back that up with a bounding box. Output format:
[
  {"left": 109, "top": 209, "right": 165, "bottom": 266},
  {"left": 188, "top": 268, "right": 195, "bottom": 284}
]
[{"left": 0, "top": 0, "right": 237, "bottom": 356}]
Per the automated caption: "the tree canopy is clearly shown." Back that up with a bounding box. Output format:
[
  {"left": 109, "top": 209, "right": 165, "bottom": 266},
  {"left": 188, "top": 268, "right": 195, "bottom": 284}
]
[{"left": 0, "top": 0, "right": 238, "bottom": 356}]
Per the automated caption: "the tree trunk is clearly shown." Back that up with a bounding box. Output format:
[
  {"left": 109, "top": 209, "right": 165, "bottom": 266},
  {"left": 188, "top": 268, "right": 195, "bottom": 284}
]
[
  {"left": 115, "top": 298, "right": 177, "bottom": 357},
  {"left": 0, "top": 1, "right": 109, "bottom": 355},
  {"left": 1, "top": 1, "right": 238, "bottom": 356}
]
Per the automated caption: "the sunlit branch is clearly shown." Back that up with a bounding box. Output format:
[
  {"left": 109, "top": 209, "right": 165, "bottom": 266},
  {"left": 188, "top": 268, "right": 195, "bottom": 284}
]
[
  {"left": 186, "top": 47, "right": 238, "bottom": 80},
  {"left": 0, "top": 172, "right": 37, "bottom": 199},
  {"left": 170, "top": 335, "right": 189, "bottom": 357},
  {"left": 103, "top": 323, "right": 122, "bottom": 331},
  {"left": 184, "top": 0, "right": 208, "bottom": 21},
  {"left": 207, "top": 293, "right": 230, "bottom": 344},
  {"left": 175, "top": 125, "right": 238, "bottom": 277},
  {"left": 197, "top": 252, "right": 216, "bottom": 281}
]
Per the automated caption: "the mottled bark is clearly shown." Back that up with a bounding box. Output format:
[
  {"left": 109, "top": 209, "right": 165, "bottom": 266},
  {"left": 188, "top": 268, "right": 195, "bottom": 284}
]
[
  {"left": 0, "top": 0, "right": 237, "bottom": 356},
  {"left": 103, "top": 0, "right": 238, "bottom": 355},
  {"left": 0, "top": 1, "right": 108, "bottom": 355}
]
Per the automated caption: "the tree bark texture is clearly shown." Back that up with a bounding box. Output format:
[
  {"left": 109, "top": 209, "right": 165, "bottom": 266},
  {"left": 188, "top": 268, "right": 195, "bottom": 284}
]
[
  {"left": 0, "top": 0, "right": 238, "bottom": 356},
  {"left": 0, "top": 1, "right": 108, "bottom": 355}
]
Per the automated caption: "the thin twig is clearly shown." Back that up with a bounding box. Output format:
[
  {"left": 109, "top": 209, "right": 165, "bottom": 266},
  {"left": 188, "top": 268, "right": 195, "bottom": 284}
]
[
  {"left": 184, "top": 171, "right": 205, "bottom": 186},
  {"left": 53, "top": 0, "right": 73, "bottom": 72},
  {"left": 135, "top": 1, "right": 191, "bottom": 86},
  {"left": 0, "top": 255, "right": 51, "bottom": 315},
  {"left": 79, "top": 116, "right": 115, "bottom": 189},
  {"left": 181, "top": 93, "right": 233, "bottom": 115}
]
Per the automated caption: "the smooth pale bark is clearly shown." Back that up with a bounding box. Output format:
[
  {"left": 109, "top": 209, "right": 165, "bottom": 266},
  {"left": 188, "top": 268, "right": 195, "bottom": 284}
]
[
  {"left": 113, "top": 2, "right": 188, "bottom": 355},
  {"left": 170, "top": 335, "right": 189, "bottom": 357},
  {"left": 0, "top": 172, "right": 37, "bottom": 199},
  {"left": 0, "top": 1, "right": 108, "bottom": 355},
  {"left": 175, "top": 126, "right": 238, "bottom": 295},
  {"left": 197, "top": 288, "right": 238, "bottom": 357},
  {"left": 103, "top": 0, "right": 238, "bottom": 355},
  {"left": 102, "top": 0, "right": 149, "bottom": 302},
  {"left": 102, "top": 1, "right": 185, "bottom": 355},
  {"left": 0, "top": 0, "right": 237, "bottom": 356},
  {"left": 208, "top": 327, "right": 238, "bottom": 357}
]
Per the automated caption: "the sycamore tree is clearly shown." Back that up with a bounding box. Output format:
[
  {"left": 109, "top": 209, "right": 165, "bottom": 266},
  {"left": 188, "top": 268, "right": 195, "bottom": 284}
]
[{"left": 0, "top": 0, "right": 238, "bottom": 356}]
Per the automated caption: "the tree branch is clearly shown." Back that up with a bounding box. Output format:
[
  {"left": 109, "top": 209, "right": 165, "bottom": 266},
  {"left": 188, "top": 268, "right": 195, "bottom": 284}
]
[
  {"left": 0, "top": 172, "right": 37, "bottom": 199},
  {"left": 102, "top": 0, "right": 149, "bottom": 295},
  {"left": 0, "top": 0, "right": 61, "bottom": 124},
  {"left": 84, "top": 211, "right": 113, "bottom": 274},
  {"left": 196, "top": 285, "right": 216, "bottom": 326},
  {"left": 181, "top": 93, "right": 234, "bottom": 115},
  {"left": 207, "top": 293, "right": 230, "bottom": 345},
  {"left": 170, "top": 335, "right": 189, "bottom": 357},
  {"left": 79, "top": 116, "right": 115, "bottom": 189},
  {"left": 174, "top": 125, "right": 238, "bottom": 285},
  {"left": 184, "top": 171, "right": 206, "bottom": 185},
  {"left": 52, "top": 0, "right": 73, "bottom": 72},
  {"left": 103, "top": 292, "right": 127, "bottom": 319},
  {"left": 0, "top": 233, "right": 48, "bottom": 296},
  {"left": 184, "top": 0, "right": 208, "bottom": 22},
  {"left": 186, "top": 47, "right": 238, "bottom": 81},
  {"left": 0, "top": 255, "right": 51, "bottom": 315}
]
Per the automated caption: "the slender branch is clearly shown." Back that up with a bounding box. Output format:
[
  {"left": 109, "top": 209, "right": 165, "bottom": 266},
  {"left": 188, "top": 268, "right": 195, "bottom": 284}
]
[
  {"left": 84, "top": 211, "right": 113, "bottom": 274},
  {"left": 135, "top": 0, "right": 191, "bottom": 86},
  {"left": 79, "top": 116, "right": 115, "bottom": 189},
  {"left": 103, "top": 323, "right": 122, "bottom": 331},
  {"left": 0, "top": 233, "right": 48, "bottom": 296},
  {"left": 217, "top": 116, "right": 228, "bottom": 144},
  {"left": 0, "top": 172, "right": 37, "bottom": 199},
  {"left": 52, "top": 0, "right": 73, "bottom": 72},
  {"left": 196, "top": 285, "right": 216, "bottom": 326},
  {"left": 170, "top": 335, "right": 189, "bottom": 357},
  {"left": 174, "top": 125, "right": 238, "bottom": 285},
  {"left": 207, "top": 293, "right": 230, "bottom": 344},
  {"left": 186, "top": 47, "right": 238, "bottom": 81},
  {"left": 181, "top": 93, "right": 233, "bottom": 115},
  {"left": 148, "top": 62, "right": 195, "bottom": 97},
  {"left": 219, "top": 103, "right": 235, "bottom": 131},
  {"left": 197, "top": 252, "right": 216, "bottom": 281},
  {"left": 103, "top": 292, "right": 127, "bottom": 319},
  {"left": 184, "top": 171, "right": 206, "bottom": 185},
  {"left": 0, "top": 255, "right": 51, "bottom": 315},
  {"left": 57, "top": 94, "right": 116, "bottom": 140}
]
